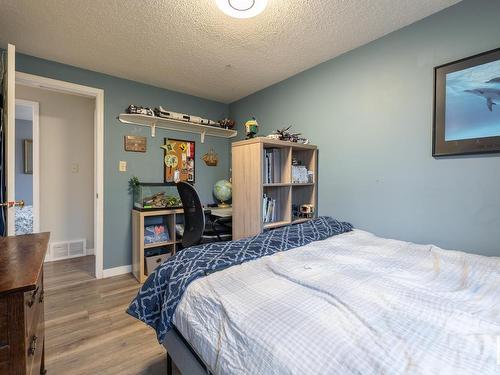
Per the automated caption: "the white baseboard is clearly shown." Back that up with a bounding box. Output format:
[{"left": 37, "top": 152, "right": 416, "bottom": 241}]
[
  {"left": 86, "top": 248, "right": 95, "bottom": 255},
  {"left": 102, "top": 264, "right": 132, "bottom": 278}
]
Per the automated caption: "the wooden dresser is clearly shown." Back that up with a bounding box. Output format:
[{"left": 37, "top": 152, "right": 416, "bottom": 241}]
[{"left": 0, "top": 232, "right": 50, "bottom": 375}]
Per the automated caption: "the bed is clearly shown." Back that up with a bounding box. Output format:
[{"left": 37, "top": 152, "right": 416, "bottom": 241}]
[
  {"left": 15, "top": 205, "right": 33, "bottom": 235},
  {"left": 128, "top": 217, "right": 500, "bottom": 375}
]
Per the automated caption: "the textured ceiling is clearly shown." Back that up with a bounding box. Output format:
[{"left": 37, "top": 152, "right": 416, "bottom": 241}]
[{"left": 0, "top": 0, "right": 460, "bottom": 103}]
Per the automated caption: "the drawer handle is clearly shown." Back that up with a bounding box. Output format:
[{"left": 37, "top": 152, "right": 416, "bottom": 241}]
[
  {"left": 28, "top": 335, "right": 38, "bottom": 356},
  {"left": 27, "top": 286, "right": 39, "bottom": 308},
  {"left": 39, "top": 290, "right": 44, "bottom": 303}
]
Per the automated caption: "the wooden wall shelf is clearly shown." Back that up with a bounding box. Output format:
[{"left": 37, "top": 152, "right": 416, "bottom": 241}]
[{"left": 118, "top": 113, "right": 237, "bottom": 143}]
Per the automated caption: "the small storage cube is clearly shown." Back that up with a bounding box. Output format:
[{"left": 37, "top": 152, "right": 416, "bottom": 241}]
[
  {"left": 144, "top": 215, "right": 174, "bottom": 245},
  {"left": 145, "top": 247, "right": 172, "bottom": 275},
  {"left": 144, "top": 223, "right": 170, "bottom": 245}
]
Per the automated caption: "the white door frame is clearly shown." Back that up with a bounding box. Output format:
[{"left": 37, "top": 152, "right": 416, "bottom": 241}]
[
  {"left": 16, "top": 72, "right": 105, "bottom": 279},
  {"left": 5, "top": 44, "right": 16, "bottom": 236},
  {"left": 15, "top": 99, "right": 40, "bottom": 233}
]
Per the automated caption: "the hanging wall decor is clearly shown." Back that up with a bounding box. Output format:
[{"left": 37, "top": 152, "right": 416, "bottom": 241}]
[
  {"left": 202, "top": 148, "right": 218, "bottom": 166},
  {"left": 162, "top": 138, "right": 195, "bottom": 183},
  {"left": 433, "top": 47, "right": 500, "bottom": 156},
  {"left": 124, "top": 135, "right": 147, "bottom": 152}
]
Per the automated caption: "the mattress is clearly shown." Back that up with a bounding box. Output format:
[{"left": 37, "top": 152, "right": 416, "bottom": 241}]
[{"left": 172, "top": 229, "right": 500, "bottom": 374}]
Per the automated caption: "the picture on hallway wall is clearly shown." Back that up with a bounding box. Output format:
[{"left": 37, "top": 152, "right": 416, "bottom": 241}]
[
  {"left": 433, "top": 47, "right": 500, "bottom": 156},
  {"left": 23, "top": 139, "right": 33, "bottom": 174}
]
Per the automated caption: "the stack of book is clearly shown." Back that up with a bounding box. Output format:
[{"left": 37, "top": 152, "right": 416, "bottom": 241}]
[
  {"left": 264, "top": 149, "right": 282, "bottom": 184},
  {"left": 292, "top": 165, "right": 310, "bottom": 183},
  {"left": 262, "top": 194, "right": 277, "bottom": 223}
]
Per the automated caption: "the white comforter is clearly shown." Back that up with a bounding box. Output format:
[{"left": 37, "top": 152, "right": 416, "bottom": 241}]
[{"left": 173, "top": 229, "right": 500, "bottom": 374}]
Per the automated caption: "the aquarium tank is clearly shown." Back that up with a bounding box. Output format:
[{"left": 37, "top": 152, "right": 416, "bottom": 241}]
[{"left": 131, "top": 182, "right": 182, "bottom": 210}]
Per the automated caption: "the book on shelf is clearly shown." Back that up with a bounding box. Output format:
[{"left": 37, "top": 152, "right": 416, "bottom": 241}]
[
  {"left": 292, "top": 165, "right": 312, "bottom": 184},
  {"left": 262, "top": 194, "right": 277, "bottom": 223},
  {"left": 263, "top": 149, "right": 281, "bottom": 184}
]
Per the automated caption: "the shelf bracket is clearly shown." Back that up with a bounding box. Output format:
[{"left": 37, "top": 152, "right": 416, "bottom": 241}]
[
  {"left": 200, "top": 130, "right": 206, "bottom": 143},
  {"left": 151, "top": 123, "right": 156, "bottom": 137}
]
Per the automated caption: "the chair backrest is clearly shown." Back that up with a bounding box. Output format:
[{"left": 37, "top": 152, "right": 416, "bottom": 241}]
[{"left": 176, "top": 182, "right": 205, "bottom": 248}]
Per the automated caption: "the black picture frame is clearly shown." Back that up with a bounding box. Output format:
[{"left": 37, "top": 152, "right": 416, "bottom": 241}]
[{"left": 433, "top": 47, "right": 500, "bottom": 157}]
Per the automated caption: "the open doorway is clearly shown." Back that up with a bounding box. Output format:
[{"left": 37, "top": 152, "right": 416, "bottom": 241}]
[
  {"left": 16, "top": 85, "right": 95, "bottom": 275},
  {"left": 14, "top": 72, "right": 104, "bottom": 279},
  {"left": 16, "top": 84, "right": 96, "bottom": 278},
  {"left": 14, "top": 99, "right": 39, "bottom": 235}
]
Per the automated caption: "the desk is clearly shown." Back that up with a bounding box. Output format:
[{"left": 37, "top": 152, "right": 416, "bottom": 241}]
[
  {"left": 208, "top": 207, "right": 232, "bottom": 218},
  {"left": 206, "top": 207, "right": 232, "bottom": 243}
]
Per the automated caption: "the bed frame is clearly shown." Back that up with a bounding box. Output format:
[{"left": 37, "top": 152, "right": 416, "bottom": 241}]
[{"left": 164, "top": 327, "right": 214, "bottom": 375}]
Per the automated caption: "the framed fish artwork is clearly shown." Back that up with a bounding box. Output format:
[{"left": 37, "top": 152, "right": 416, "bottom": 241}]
[
  {"left": 162, "top": 138, "right": 195, "bottom": 183},
  {"left": 433, "top": 47, "right": 500, "bottom": 156}
]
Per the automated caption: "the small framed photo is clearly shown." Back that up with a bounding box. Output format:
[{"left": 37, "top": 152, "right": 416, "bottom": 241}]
[
  {"left": 124, "top": 135, "right": 147, "bottom": 152},
  {"left": 24, "top": 139, "right": 33, "bottom": 174},
  {"left": 433, "top": 47, "right": 500, "bottom": 156}
]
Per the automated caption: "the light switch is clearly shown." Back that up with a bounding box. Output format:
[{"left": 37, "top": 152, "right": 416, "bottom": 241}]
[
  {"left": 71, "top": 163, "right": 79, "bottom": 173},
  {"left": 119, "top": 160, "right": 127, "bottom": 172}
]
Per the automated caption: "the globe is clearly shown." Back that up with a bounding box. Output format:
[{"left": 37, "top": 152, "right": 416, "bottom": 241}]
[{"left": 213, "top": 179, "right": 232, "bottom": 207}]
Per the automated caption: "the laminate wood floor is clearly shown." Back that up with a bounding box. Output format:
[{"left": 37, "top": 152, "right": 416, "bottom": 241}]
[{"left": 44, "top": 256, "right": 180, "bottom": 374}]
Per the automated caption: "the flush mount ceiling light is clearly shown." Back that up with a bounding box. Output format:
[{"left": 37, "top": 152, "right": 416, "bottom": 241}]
[{"left": 216, "top": 0, "right": 268, "bottom": 19}]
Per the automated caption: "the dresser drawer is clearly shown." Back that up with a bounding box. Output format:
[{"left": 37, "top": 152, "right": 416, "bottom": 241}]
[
  {"left": 0, "top": 345, "right": 9, "bottom": 374},
  {"left": 25, "top": 302, "right": 44, "bottom": 375},
  {"left": 0, "top": 232, "right": 49, "bottom": 375},
  {"left": 24, "top": 271, "right": 44, "bottom": 333},
  {"left": 0, "top": 298, "right": 7, "bottom": 345},
  {"left": 0, "top": 298, "right": 10, "bottom": 372},
  {"left": 25, "top": 271, "right": 44, "bottom": 375}
]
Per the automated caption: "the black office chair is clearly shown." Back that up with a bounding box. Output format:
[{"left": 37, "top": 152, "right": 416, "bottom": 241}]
[{"left": 176, "top": 182, "right": 231, "bottom": 248}]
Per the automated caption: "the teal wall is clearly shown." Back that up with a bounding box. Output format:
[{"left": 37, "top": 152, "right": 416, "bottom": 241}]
[
  {"left": 15, "top": 54, "right": 230, "bottom": 268},
  {"left": 230, "top": 0, "right": 500, "bottom": 257}
]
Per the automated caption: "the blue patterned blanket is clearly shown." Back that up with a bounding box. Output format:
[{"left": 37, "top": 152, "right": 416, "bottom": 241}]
[{"left": 127, "top": 216, "right": 353, "bottom": 343}]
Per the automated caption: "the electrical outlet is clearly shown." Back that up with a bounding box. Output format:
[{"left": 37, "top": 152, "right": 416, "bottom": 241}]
[{"left": 119, "top": 160, "right": 127, "bottom": 172}]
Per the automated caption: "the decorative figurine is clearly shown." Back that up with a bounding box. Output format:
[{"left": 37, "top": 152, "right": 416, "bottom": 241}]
[
  {"left": 299, "top": 204, "right": 315, "bottom": 218},
  {"left": 126, "top": 104, "right": 154, "bottom": 116},
  {"left": 155, "top": 106, "right": 219, "bottom": 126},
  {"left": 245, "top": 117, "right": 259, "bottom": 139},
  {"left": 267, "top": 125, "right": 310, "bottom": 144},
  {"left": 219, "top": 118, "right": 236, "bottom": 129},
  {"left": 202, "top": 148, "right": 218, "bottom": 166},
  {"left": 266, "top": 133, "right": 281, "bottom": 140}
]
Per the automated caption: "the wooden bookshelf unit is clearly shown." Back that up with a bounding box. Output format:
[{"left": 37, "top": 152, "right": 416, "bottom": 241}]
[
  {"left": 232, "top": 137, "right": 318, "bottom": 240},
  {"left": 132, "top": 208, "right": 183, "bottom": 283}
]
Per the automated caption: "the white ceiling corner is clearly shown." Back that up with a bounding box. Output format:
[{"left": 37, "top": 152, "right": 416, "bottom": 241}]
[{"left": 0, "top": 0, "right": 461, "bottom": 103}]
